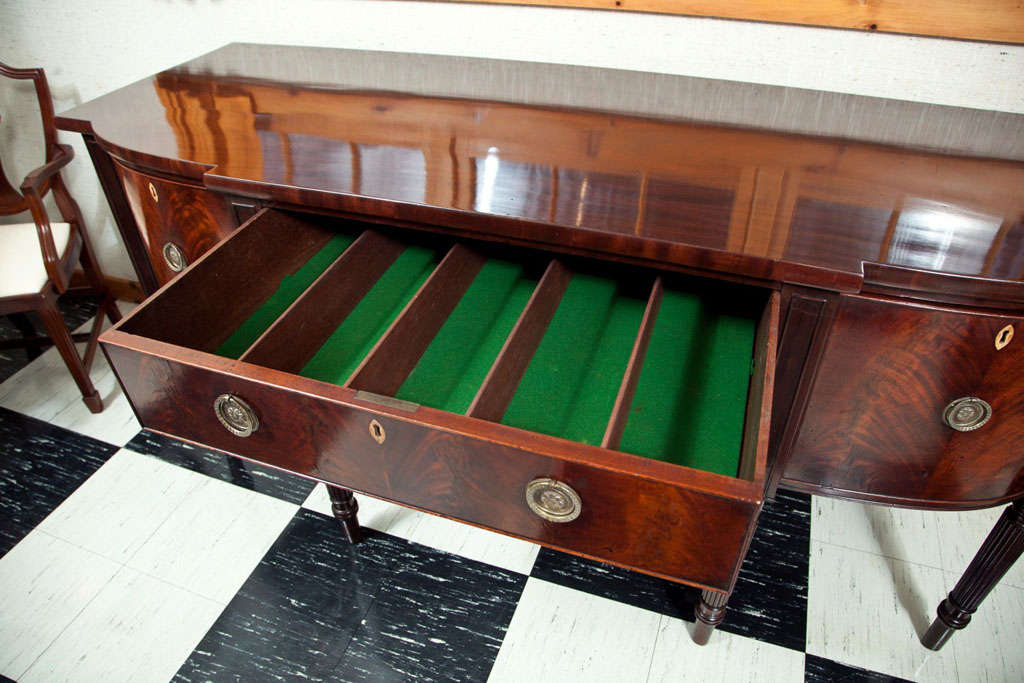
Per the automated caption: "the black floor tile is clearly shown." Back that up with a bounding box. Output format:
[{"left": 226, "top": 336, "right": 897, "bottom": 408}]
[
  {"left": 175, "top": 509, "right": 395, "bottom": 682},
  {"left": 125, "top": 429, "right": 317, "bottom": 505},
  {"left": 0, "top": 299, "right": 99, "bottom": 383},
  {"left": 335, "top": 541, "right": 525, "bottom": 682},
  {"left": 530, "top": 489, "right": 811, "bottom": 652},
  {"left": 176, "top": 509, "right": 525, "bottom": 682},
  {"left": 728, "top": 489, "right": 811, "bottom": 651},
  {"left": 0, "top": 406, "right": 116, "bottom": 557},
  {"left": 805, "top": 654, "right": 912, "bottom": 682},
  {"left": 530, "top": 547, "right": 696, "bottom": 621}
]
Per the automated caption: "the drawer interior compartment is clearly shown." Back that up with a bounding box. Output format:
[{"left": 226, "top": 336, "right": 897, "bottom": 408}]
[{"left": 121, "top": 209, "right": 770, "bottom": 480}]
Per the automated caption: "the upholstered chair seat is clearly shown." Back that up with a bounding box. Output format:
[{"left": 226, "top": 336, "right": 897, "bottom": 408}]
[{"left": 0, "top": 222, "right": 70, "bottom": 299}]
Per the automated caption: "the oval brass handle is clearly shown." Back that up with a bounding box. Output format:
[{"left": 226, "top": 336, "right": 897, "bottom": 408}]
[
  {"left": 148, "top": 181, "right": 159, "bottom": 202},
  {"left": 525, "top": 478, "right": 581, "bottom": 523},
  {"left": 943, "top": 397, "right": 992, "bottom": 432},
  {"left": 214, "top": 394, "right": 259, "bottom": 437},
  {"left": 162, "top": 242, "right": 187, "bottom": 272}
]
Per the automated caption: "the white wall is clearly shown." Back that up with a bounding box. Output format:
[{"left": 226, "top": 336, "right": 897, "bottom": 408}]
[{"left": 3, "top": 0, "right": 1023, "bottom": 280}]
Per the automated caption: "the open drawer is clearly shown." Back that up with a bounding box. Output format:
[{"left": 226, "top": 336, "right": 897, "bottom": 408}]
[{"left": 102, "top": 208, "right": 778, "bottom": 593}]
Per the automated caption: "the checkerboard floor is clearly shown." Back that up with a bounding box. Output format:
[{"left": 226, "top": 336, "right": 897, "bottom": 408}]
[{"left": 1, "top": 302, "right": 1022, "bottom": 682}]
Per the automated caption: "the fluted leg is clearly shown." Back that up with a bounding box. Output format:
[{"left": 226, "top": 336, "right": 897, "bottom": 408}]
[
  {"left": 327, "top": 485, "right": 361, "bottom": 543},
  {"left": 921, "top": 500, "right": 1024, "bottom": 650},
  {"left": 692, "top": 589, "right": 729, "bottom": 645}
]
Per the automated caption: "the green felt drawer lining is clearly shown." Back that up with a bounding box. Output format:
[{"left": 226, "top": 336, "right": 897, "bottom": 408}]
[
  {"left": 213, "top": 234, "right": 354, "bottom": 359},
  {"left": 299, "top": 245, "right": 439, "bottom": 386},
  {"left": 394, "top": 259, "right": 536, "bottom": 414},
  {"left": 500, "top": 273, "right": 646, "bottom": 447},
  {"left": 219, "top": 231, "right": 758, "bottom": 479},
  {"left": 617, "top": 290, "right": 755, "bottom": 477}
]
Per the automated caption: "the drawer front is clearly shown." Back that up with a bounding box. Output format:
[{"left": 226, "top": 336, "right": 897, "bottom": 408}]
[
  {"left": 787, "top": 294, "right": 1024, "bottom": 505},
  {"left": 116, "top": 162, "right": 235, "bottom": 283},
  {"left": 104, "top": 207, "right": 776, "bottom": 592},
  {"left": 105, "top": 342, "right": 758, "bottom": 591}
]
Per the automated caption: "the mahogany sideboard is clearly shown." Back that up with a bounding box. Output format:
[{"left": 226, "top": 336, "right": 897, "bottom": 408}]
[{"left": 56, "top": 44, "right": 1024, "bottom": 648}]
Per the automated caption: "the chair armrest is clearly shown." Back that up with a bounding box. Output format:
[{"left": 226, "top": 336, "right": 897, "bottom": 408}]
[
  {"left": 18, "top": 144, "right": 77, "bottom": 292},
  {"left": 19, "top": 143, "right": 74, "bottom": 196}
]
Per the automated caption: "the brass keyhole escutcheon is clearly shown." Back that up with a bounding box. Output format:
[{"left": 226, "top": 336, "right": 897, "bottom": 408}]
[
  {"left": 369, "top": 419, "right": 385, "bottom": 444},
  {"left": 996, "top": 324, "right": 1014, "bottom": 351},
  {"left": 148, "top": 182, "right": 158, "bottom": 203}
]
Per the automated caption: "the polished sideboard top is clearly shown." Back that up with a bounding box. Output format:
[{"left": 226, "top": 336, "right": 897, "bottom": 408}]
[{"left": 57, "top": 43, "right": 1024, "bottom": 306}]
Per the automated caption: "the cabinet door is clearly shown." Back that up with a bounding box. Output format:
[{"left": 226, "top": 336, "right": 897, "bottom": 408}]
[
  {"left": 786, "top": 294, "right": 1024, "bottom": 507},
  {"left": 116, "top": 162, "right": 236, "bottom": 284}
]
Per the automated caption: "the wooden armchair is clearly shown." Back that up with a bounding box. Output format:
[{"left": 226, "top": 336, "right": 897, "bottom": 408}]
[{"left": 1, "top": 62, "right": 121, "bottom": 413}]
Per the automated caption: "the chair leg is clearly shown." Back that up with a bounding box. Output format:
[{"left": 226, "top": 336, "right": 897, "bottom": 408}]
[
  {"left": 76, "top": 221, "right": 122, "bottom": 325},
  {"left": 37, "top": 289, "right": 102, "bottom": 413}
]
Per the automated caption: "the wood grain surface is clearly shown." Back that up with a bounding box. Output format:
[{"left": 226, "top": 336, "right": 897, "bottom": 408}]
[
  {"left": 452, "top": 0, "right": 1024, "bottom": 44},
  {"left": 785, "top": 295, "right": 1024, "bottom": 508}
]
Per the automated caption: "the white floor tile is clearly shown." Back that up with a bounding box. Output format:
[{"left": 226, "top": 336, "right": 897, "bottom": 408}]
[
  {"left": 807, "top": 540, "right": 957, "bottom": 682},
  {"left": 648, "top": 615, "right": 804, "bottom": 683},
  {"left": 947, "top": 578, "right": 1024, "bottom": 683},
  {"left": 34, "top": 449, "right": 200, "bottom": 563},
  {"left": 407, "top": 513, "right": 540, "bottom": 575},
  {"left": 19, "top": 565, "right": 222, "bottom": 683},
  {"left": 488, "top": 578, "right": 660, "bottom": 682},
  {"left": 0, "top": 532, "right": 121, "bottom": 680},
  {"left": 933, "top": 506, "right": 1024, "bottom": 590},
  {"left": 811, "top": 496, "right": 943, "bottom": 569},
  {"left": 0, "top": 302, "right": 140, "bottom": 446},
  {"left": 127, "top": 474, "right": 297, "bottom": 602},
  {"left": 303, "top": 482, "right": 426, "bottom": 537}
]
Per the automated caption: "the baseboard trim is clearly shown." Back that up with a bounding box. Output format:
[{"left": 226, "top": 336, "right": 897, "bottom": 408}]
[{"left": 69, "top": 270, "right": 144, "bottom": 303}]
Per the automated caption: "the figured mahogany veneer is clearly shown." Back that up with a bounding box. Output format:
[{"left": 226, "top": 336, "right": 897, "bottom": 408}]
[
  {"left": 115, "top": 161, "right": 236, "bottom": 282},
  {"left": 785, "top": 295, "right": 1024, "bottom": 508}
]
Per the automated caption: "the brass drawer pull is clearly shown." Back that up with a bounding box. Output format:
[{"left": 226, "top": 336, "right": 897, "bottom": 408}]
[
  {"left": 943, "top": 397, "right": 992, "bottom": 432},
  {"left": 163, "top": 242, "right": 187, "bottom": 272},
  {"left": 214, "top": 394, "right": 259, "bottom": 437},
  {"left": 526, "top": 478, "right": 581, "bottom": 523},
  {"left": 148, "top": 181, "right": 159, "bottom": 202}
]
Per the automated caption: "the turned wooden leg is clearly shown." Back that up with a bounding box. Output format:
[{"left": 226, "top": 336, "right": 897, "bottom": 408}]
[
  {"left": 327, "top": 485, "right": 361, "bottom": 543},
  {"left": 37, "top": 290, "right": 102, "bottom": 413},
  {"left": 692, "top": 589, "right": 729, "bottom": 645},
  {"left": 921, "top": 499, "right": 1024, "bottom": 650}
]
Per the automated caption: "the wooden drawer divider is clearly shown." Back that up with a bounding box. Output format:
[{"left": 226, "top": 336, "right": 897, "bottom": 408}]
[
  {"left": 347, "top": 244, "right": 487, "bottom": 394},
  {"left": 601, "top": 277, "right": 663, "bottom": 450},
  {"left": 239, "top": 229, "right": 405, "bottom": 372},
  {"left": 466, "top": 259, "right": 572, "bottom": 421}
]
